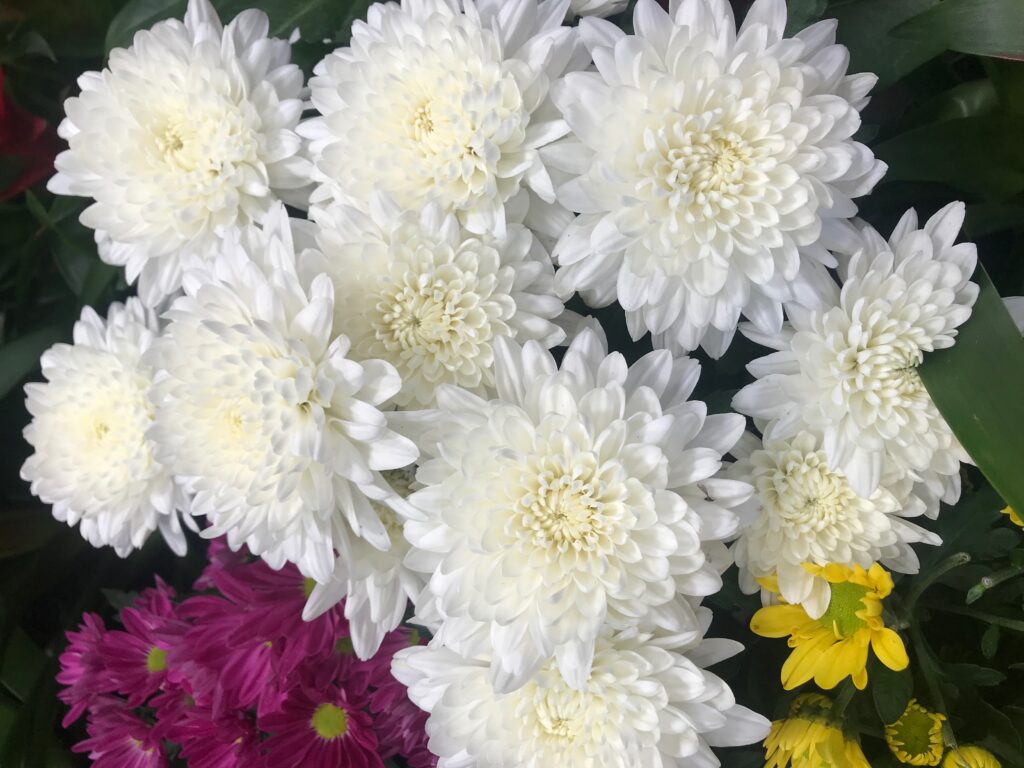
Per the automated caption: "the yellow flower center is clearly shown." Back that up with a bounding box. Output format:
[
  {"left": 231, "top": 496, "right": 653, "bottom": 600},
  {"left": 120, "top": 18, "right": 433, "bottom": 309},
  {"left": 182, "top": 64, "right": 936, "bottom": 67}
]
[
  {"left": 302, "top": 577, "right": 317, "bottom": 599},
  {"left": 310, "top": 703, "right": 349, "bottom": 740},
  {"left": 819, "top": 582, "right": 869, "bottom": 637},
  {"left": 146, "top": 646, "right": 168, "bottom": 674}
]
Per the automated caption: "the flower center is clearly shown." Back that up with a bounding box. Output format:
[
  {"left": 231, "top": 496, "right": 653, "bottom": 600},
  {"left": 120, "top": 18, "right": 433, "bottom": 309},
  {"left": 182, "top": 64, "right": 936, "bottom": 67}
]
[
  {"left": 818, "top": 582, "right": 870, "bottom": 638},
  {"left": 92, "top": 419, "right": 111, "bottom": 441},
  {"left": 518, "top": 465, "right": 607, "bottom": 553},
  {"left": 642, "top": 118, "right": 753, "bottom": 202},
  {"left": 763, "top": 450, "right": 857, "bottom": 531},
  {"left": 310, "top": 703, "right": 349, "bottom": 740},
  {"left": 887, "top": 701, "right": 944, "bottom": 761},
  {"left": 146, "top": 646, "right": 168, "bottom": 674},
  {"left": 302, "top": 577, "right": 316, "bottom": 599},
  {"left": 533, "top": 688, "right": 587, "bottom": 742},
  {"left": 411, "top": 101, "right": 436, "bottom": 141}
]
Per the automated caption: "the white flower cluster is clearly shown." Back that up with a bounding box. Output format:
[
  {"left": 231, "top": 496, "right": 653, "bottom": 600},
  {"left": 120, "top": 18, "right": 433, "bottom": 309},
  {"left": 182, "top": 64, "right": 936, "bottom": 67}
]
[{"left": 24, "top": 0, "right": 985, "bottom": 762}]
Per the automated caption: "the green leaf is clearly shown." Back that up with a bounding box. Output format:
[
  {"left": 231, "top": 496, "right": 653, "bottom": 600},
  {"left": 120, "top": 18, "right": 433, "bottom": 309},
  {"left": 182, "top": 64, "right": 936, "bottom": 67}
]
[
  {"left": 875, "top": 116, "right": 1024, "bottom": 200},
  {"left": 919, "top": 265, "right": 1024, "bottom": 517},
  {"left": 0, "top": 327, "right": 66, "bottom": 402},
  {"left": 871, "top": 657, "right": 914, "bottom": 724},
  {"left": 891, "top": 0, "right": 1024, "bottom": 60},
  {"left": 944, "top": 662, "right": 1006, "bottom": 688},
  {"left": 0, "top": 629, "right": 45, "bottom": 703},
  {"left": 981, "top": 624, "right": 1001, "bottom": 658},
  {"left": 784, "top": 0, "right": 827, "bottom": 36},
  {"left": 830, "top": 0, "right": 944, "bottom": 88}
]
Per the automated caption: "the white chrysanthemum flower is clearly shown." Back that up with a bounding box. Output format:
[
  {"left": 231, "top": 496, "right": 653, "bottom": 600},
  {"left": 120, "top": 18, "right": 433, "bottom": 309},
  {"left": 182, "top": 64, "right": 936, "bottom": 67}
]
[
  {"left": 548, "top": 0, "right": 885, "bottom": 357},
  {"left": 393, "top": 609, "right": 770, "bottom": 767},
  {"left": 303, "top": 465, "right": 427, "bottom": 658},
  {"left": 732, "top": 202, "right": 977, "bottom": 499},
  {"left": 22, "top": 300, "right": 189, "bottom": 557},
  {"left": 730, "top": 430, "right": 940, "bottom": 618},
  {"left": 403, "top": 327, "right": 750, "bottom": 691},
  {"left": 48, "top": 0, "right": 310, "bottom": 306},
  {"left": 306, "top": 195, "right": 567, "bottom": 407},
  {"left": 147, "top": 204, "right": 418, "bottom": 584},
  {"left": 300, "top": 0, "right": 585, "bottom": 238},
  {"left": 569, "top": 0, "right": 629, "bottom": 18}
]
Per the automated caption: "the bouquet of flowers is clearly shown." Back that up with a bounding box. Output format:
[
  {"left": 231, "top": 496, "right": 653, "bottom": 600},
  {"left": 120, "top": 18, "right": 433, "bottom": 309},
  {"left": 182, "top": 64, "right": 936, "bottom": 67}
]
[{"left": 1, "top": 0, "right": 1023, "bottom": 766}]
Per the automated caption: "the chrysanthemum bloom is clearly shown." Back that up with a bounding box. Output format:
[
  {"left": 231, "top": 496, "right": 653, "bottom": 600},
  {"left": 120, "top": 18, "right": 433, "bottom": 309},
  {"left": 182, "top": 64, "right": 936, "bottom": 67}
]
[
  {"left": 47, "top": 0, "right": 310, "bottom": 305},
  {"left": 303, "top": 466, "right": 427, "bottom": 659},
  {"left": 260, "top": 684, "right": 383, "bottom": 768},
  {"left": 764, "top": 694, "right": 869, "bottom": 768},
  {"left": 885, "top": 699, "right": 946, "bottom": 766},
  {"left": 404, "top": 328, "right": 749, "bottom": 690},
  {"left": 57, "top": 613, "right": 110, "bottom": 726},
  {"left": 22, "top": 299, "right": 188, "bottom": 556},
  {"left": 394, "top": 615, "right": 770, "bottom": 766},
  {"left": 174, "top": 708, "right": 263, "bottom": 768},
  {"left": 570, "top": 0, "right": 629, "bottom": 17},
  {"left": 148, "top": 205, "right": 418, "bottom": 583},
  {"left": 731, "top": 430, "right": 940, "bottom": 617},
  {"left": 548, "top": 0, "right": 884, "bottom": 357},
  {"left": 307, "top": 196, "right": 567, "bottom": 408},
  {"left": 300, "top": 0, "right": 585, "bottom": 238},
  {"left": 101, "top": 580, "right": 178, "bottom": 707},
  {"left": 733, "top": 202, "right": 977, "bottom": 498},
  {"left": 751, "top": 563, "right": 909, "bottom": 690},
  {"left": 943, "top": 746, "right": 1002, "bottom": 768},
  {"left": 1002, "top": 506, "right": 1023, "bottom": 529},
  {"left": 74, "top": 697, "right": 168, "bottom": 768}
]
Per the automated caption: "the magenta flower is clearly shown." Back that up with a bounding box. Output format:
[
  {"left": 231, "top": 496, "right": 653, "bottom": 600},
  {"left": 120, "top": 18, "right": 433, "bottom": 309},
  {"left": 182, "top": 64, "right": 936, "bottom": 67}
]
[
  {"left": 176, "top": 708, "right": 261, "bottom": 768},
  {"left": 260, "top": 684, "right": 383, "bottom": 768},
  {"left": 100, "top": 582, "right": 177, "bottom": 706},
  {"left": 57, "top": 612, "right": 111, "bottom": 726},
  {"left": 74, "top": 697, "right": 167, "bottom": 768}
]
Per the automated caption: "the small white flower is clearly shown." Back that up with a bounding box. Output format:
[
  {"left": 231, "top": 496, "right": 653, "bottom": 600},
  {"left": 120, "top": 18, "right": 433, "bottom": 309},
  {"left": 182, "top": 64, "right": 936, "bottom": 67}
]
[
  {"left": 730, "top": 430, "right": 940, "bottom": 618},
  {"left": 733, "top": 202, "right": 977, "bottom": 499},
  {"left": 403, "top": 327, "right": 750, "bottom": 691},
  {"left": 22, "top": 300, "right": 188, "bottom": 557},
  {"left": 303, "top": 465, "right": 427, "bottom": 659},
  {"left": 300, "top": 0, "right": 584, "bottom": 237},
  {"left": 393, "top": 610, "right": 770, "bottom": 767},
  {"left": 569, "top": 0, "right": 629, "bottom": 18},
  {"left": 548, "top": 0, "right": 885, "bottom": 357},
  {"left": 147, "top": 204, "right": 418, "bottom": 584},
  {"left": 307, "top": 195, "right": 567, "bottom": 407},
  {"left": 48, "top": 0, "right": 310, "bottom": 306}
]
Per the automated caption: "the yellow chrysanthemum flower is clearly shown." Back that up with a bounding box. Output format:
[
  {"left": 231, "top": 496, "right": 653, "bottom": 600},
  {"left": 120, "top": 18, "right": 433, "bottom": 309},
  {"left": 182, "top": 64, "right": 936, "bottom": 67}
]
[
  {"left": 1001, "top": 506, "right": 1023, "bottom": 528},
  {"left": 943, "top": 745, "right": 1002, "bottom": 767},
  {"left": 885, "top": 699, "right": 946, "bottom": 765},
  {"left": 765, "top": 694, "right": 870, "bottom": 768},
  {"left": 751, "top": 563, "right": 909, "bottom": 690}
]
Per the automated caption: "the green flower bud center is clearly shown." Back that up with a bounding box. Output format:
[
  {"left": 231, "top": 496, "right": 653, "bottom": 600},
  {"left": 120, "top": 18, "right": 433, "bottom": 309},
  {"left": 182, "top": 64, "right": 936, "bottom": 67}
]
[
  {"left": 146, "top": 646, "right": 168, "bottom": 674},
  {"left": 311, "top": 702, "right": 349, "bottom": 740},
  {"left": 819, "top": 582, "right": 870, "bottom": 638}
]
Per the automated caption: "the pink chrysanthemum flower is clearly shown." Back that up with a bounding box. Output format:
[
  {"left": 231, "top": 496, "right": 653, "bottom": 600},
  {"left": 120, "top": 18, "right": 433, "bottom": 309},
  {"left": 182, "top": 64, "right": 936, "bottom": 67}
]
[
  {"left": 100, "top": 581, "right": 177, "bottom": 707},
  {"left": 260, "top": 684, "right": 383, "bottom": 768},
  {"left": 57, "top": 612, "right": 110, "bottom": 726},
  {"left": 176, "top": 708, "right": 262, "bottom": 768},
  {"left": 74, "top": 697, "right": 168, "bottom": 768}
]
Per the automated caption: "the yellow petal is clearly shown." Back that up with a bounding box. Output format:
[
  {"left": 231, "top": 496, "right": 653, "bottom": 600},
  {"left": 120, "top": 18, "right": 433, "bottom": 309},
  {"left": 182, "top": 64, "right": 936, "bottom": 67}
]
[
  {"left": 751, "top": 605, "right": 809, "bottom": 638},
  {"left": 872, "top": 628, "right": 910, "bottom": 671},
  {"left": 781, "top": 630, "right": 834, "bottom": 690}
]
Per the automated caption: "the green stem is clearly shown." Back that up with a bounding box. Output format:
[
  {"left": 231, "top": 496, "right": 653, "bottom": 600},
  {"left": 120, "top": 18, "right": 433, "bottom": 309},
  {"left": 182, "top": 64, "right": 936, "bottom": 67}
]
[
  {"left": 831, "top": 679, "right": 857, "bottom": 720},
  {"left": 909, "top": 622, "right": 958, "bottom": 750},
  {"left": 966, "top": 564, "right": 1024, "bottom": 604},
  {"left": 901, "top": 552, "right": 971, "bottom": 620},
  {"left": 923, "top": 601, "right": 1024, "bottom": 632}
]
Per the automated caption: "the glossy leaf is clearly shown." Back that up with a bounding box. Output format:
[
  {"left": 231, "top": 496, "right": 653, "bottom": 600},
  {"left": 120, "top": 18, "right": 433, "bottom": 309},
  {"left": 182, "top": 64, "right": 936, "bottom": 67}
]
[
  {"left": 875, "top": 116, "right": 1024, "bottom": 200},
  {"left": 920, "top": 266, "right": 1024, "bottom": 516},
  {"left": 830, "top": 0, "right": 944, "bottom": 88},
  {"left": 891, "top": 0, "right": 1024, "bottom": 60}
]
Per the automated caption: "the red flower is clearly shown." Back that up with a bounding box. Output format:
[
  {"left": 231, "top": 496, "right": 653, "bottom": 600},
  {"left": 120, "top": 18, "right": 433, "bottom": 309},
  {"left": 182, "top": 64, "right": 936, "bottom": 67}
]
[{"left": 0, "top": 67, "right": 60, "bottom": 201}]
